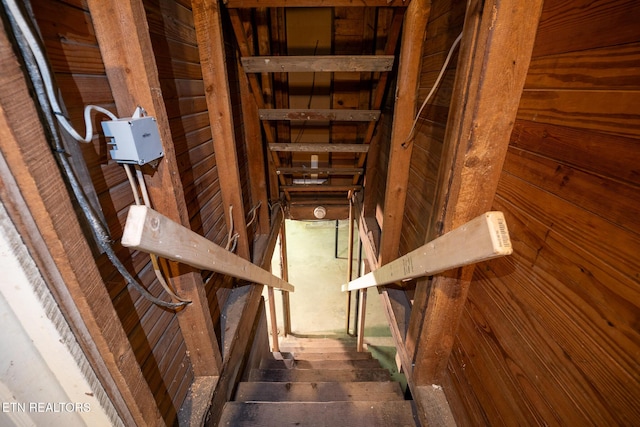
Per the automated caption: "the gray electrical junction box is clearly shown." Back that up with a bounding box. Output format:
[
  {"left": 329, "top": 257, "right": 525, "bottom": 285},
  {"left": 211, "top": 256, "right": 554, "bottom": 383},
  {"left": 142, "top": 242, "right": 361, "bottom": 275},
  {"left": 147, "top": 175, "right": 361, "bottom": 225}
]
[{"left": 101, "top": 116, "right": 164, "bottom": 165}]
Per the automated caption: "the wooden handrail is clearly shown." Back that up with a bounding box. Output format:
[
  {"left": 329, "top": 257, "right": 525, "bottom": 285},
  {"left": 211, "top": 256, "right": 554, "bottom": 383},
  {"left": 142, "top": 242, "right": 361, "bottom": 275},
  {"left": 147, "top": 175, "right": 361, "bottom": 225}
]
[
  {"left": 122, "top": 205, "right": 295, "bottom": 292},
  {"left": 342, "top": 211, "right": 512, "bottom": 292}
]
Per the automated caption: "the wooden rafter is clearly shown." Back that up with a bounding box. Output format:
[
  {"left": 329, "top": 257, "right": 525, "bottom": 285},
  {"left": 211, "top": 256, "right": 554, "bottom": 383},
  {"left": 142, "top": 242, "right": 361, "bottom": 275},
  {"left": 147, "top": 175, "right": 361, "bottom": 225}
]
[
  {"left": 86, "top": 0, "right": 223, "bottom": 378},
  {"left": 228, "top": 8, "right": 289, "bottom": 201},
  {"left": 357, "top": 9, "right": 405, "bottom": 159},
  {"left": 377, "top": 0, "right": 431, "bottom": 266},
  {"left": 192, "top": 0, "right": 251, "bottom": 259},
  {"left": 407, "top": 0, "right": 545, "bottom": 387}
]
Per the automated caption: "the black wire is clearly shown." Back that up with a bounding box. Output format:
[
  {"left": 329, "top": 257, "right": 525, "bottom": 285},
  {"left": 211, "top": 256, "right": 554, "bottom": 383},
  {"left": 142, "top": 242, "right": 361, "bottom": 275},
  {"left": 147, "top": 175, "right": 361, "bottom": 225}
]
[{"left": 2, "top": 2, "right": 188, "bottom": 310}]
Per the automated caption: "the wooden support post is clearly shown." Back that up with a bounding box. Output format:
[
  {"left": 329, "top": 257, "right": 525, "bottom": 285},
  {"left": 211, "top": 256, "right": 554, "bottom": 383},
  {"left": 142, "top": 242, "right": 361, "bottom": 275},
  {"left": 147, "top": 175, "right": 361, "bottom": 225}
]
[
  {"left": 192, "top": 0, "right": 249, "bottom": 259},
  {"left": 378, "top": 0, "right": 431, "bottom": 266},
  {"left": 86, "top": 0, "right": 223, "bottom": 378},
  {"left": 279, "top": 219, "right": 292, "bottom": 336},
  {"left": 346, "top": 199, "right": 355, "bottom": 332},
  {"left": 0, "top": 22, "right": 160, "bottom": 424},
  {"left": 238, "top": 55, "right": 270, "bottom": 236},
  {"left": 122, "top": 206, "right": 295, "bottom": 292},
  {"left": 407, "top": 0, "right": 544, "bottom": 386},
  {"left": 342, "top": 212, "right": 512, "bottom": 292},
  {"left": 267, "top": 287, "right": 280, "bottom": 351},
  {"left": 356, "top": 289, "right": 367, "bottom": 352}
]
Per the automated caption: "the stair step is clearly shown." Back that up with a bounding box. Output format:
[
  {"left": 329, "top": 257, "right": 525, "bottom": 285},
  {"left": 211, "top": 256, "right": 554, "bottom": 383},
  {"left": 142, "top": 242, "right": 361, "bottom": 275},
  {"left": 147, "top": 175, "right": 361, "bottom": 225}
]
[
  {"left": 235, "top": 381, "right": 405, "bottom": 402},
  {"left": 269, "top": 143, "right": 369, "bottom": 153},
  {"left": 249, "top": 368, "right": 391, "bottom": 383},
  {"left": 219, "top": 401, "right": 417, "bottom": 427},
  {"left": 241, "top": 55, "right": 395, "bottom": 73},
  {"left": 279, "top": 344, "right": 357, "bottom": 353},
  {"left": 287, "top": 351, "right": 373, "bottom": 361},
  {"left": 259, "top": 108, "right": 380, "bottom": 122},
  {"left": 279, "top": 337, "right": 357, "bottom": 347},
  {"left": 260, "top": 358, "right": 382, "bottom": 370}
]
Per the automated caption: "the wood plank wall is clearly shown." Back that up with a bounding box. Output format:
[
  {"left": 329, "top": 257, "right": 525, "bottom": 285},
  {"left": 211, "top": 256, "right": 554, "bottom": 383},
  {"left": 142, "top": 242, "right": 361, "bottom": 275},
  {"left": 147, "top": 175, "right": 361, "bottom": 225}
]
[
  {"left": 30, "top": 1, "right": 193, "bottom": 422},
  {"left": 437, "top": 0, "right": 640, "bottom": 424},
  {"left": 400, "top": 0, "right": 465, "bottom": 255},
  {"left": 27, "top": 0, "right": 250, "bottom": 423}
]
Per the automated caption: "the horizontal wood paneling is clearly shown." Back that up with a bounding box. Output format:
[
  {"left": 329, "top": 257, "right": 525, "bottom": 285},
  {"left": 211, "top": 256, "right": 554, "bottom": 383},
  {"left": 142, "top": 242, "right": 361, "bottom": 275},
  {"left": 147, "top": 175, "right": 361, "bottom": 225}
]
[
  {"left": 443, "top": 0, "right": 640, "bottom": 424},
  {"left": 401, "top": 0, "right": 465, "bottom": 255}
]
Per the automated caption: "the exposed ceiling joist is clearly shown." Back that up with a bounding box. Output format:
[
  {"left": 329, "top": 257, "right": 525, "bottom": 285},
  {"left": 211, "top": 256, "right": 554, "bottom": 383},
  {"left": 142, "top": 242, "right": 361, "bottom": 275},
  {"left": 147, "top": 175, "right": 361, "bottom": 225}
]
[
  {"left": 242, "top": 55, "right": 395, "bottom": 73},
  {"left": 224, "top": 0, "right": 410, "bottom": 8}
]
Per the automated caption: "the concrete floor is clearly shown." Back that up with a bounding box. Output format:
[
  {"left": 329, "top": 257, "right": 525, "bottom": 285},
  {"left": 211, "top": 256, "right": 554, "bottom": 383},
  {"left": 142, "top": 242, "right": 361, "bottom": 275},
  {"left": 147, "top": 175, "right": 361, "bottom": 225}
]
[{"left": 265, "top": 219, "right": 406, "bottom": 390}]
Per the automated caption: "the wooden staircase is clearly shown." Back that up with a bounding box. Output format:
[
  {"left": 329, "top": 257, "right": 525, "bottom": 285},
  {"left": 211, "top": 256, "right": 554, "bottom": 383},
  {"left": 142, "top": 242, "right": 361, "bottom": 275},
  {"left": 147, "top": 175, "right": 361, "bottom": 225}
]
[{"left": 219, "top": 336, "right": 419, "bottom": 426}]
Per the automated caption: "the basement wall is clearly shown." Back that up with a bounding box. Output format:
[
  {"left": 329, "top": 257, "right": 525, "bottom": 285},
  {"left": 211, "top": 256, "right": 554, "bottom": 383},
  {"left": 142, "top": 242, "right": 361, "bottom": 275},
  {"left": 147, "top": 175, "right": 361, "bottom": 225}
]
[{"left": 429, "top": 0, "right": 639, "bottom": 424}]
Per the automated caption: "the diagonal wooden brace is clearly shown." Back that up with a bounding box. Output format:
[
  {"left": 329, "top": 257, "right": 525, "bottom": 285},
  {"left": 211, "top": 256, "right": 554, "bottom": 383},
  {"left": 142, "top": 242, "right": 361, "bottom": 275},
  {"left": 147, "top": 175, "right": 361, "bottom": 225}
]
[
  {"left": 342, "top": 211, "right": 512, "bottom": 292},
  {"left": 122, "top": 205, "right": 295, "bottom": 292}
]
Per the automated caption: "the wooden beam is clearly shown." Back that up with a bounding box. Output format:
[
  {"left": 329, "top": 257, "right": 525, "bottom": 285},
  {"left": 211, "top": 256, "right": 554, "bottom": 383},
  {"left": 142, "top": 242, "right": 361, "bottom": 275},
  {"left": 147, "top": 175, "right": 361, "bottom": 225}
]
[
  {"left": 281, "top": 185, "right": 362, "bottom": 193},
  {"left": 224, "top": 0, "right": 411, "bottom": 7},
  {"left": 408, "top": 0, "right": 544, "bottom": 386},
  {"left": 242, "top": 55, "right": 395, "bottom": 73},
  {"left": 0, "top": 22, "right": 159, "bottom": 424},
  {"left": 377, "top": 0, "right": 432, "bottom": 266},
  {"left": 270, "top": 143, "right": 369, "bottom": 153},
  {"left": 355, "top": 9, "right": 405, "bottom": 172},
  {"left": 237, "top": 55, "right": 270, "bottom": 235},
  {"left": 122, "top": 206, "right": 295, "bottom": 292},
  {"left": 279, "top": 220, "right": 292, "bottom": 336},
  {"left": 342, "top": 212, "right": 512, "bottom": 292},
  {"left": 277, "top": 167, "right": 363, "bottom": 175},
  {"left": 192, "top": 0, "right": 250, "bottom": 259},
  {"left": 228, "top": 9, "right": 288, "bottom": 194},
  {"left": 86, "top": 0, "right": 223, "bottom": 378},
  {"left": 207, "top": 208, "right": 283, "bottom": 425},
  {"left": 259, "top": 109, "right": 380, "bottom": 121}
]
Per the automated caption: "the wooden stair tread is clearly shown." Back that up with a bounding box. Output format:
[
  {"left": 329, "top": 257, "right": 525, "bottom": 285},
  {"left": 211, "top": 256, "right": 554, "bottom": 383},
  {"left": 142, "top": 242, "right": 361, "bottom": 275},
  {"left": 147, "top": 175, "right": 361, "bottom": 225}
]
[
  {"left": 279, "top": 344, "right": 357, "bottom": 352},
  {"left": 249, "top": 368, "right": 391, "bottom": 382},
  {"left": 259, "top": 109, "right": 380, "bottom": 122},
  {"left": 235, "top": 381, "right": 405, "bottom": 402},
  {"left": 283, "top": 351, "right": 373, "bottom": 361},
  {"left": 241, "top": 55, "right": 395, "bottom": 73},
  {"left": 279, "top": 336, "right": 357, "bottom": 346},
  {"left": 219, "top": 401, "right": 417, "bottom": 427},
  {"left": 260, "top": 358, "right": 382, "bottom": 370},
  {"left": 269, "top": 143, "right": 369, "bottom": 153}
]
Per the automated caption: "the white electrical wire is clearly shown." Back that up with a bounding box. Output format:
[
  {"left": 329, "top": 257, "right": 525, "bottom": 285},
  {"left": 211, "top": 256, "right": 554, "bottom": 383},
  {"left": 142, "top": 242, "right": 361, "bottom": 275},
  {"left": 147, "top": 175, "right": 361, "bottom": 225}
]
[
  {"left": 402, "top": 32, "right": 463, "bottom": 147},
  {"left": 4, "top": 0, "right": 117, "bottom": 143}
]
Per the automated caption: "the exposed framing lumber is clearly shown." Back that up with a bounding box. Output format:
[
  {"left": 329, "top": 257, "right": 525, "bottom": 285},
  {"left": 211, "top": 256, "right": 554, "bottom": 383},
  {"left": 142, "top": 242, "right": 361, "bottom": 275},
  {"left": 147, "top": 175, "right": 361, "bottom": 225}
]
[
  {"left": 342, "top": 212, "right": 512, "bottom": 291},
  {"left": 122, "top": 206, "right": 295, "bottom": 292},
  {"left": 242, "top": 55, "right": 395, "bottom": 73},
  {"left": 355, "top": 9, "right": 405, "bottom": 174},
  {"left": 192, "top": 0, "right": 250, "bottom": 259},
  {"left": 278, "top": 219, "right": 292, "bottom": 336},
  {"left": 224, "top": 0, "right": 411, "bottom": 7},
  {"left": 0, "top": 22, "right": 158, "bottom": 424},
  {"left": 237, "top": 55, "right": 270, "bottom": 235},
  {"left": 377, "top": 0, "right": 431, "bottom": 266},
  {"left": 259, "top": 108, "right": 380, "bottom": 121},
  {"left": 86, "top": 0, "right": 223, "bottom": 380},
  {"left": 228, "top": 9, "right": 287, "bottom": 195},
  {"left": 270, "top": 143, "right": 369, "bottom": 153},
  {"left": 207, "top": 208, "right": 283, "bottom": 426},
  {"left": 281, "top": 185, "right": 362, "bottom": 193},
  {"left": 407, "top": 0, "right": 544, "bottom": 387},
  {"left": 277, "top": 167, "right": 363, "bottom": 175}
]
